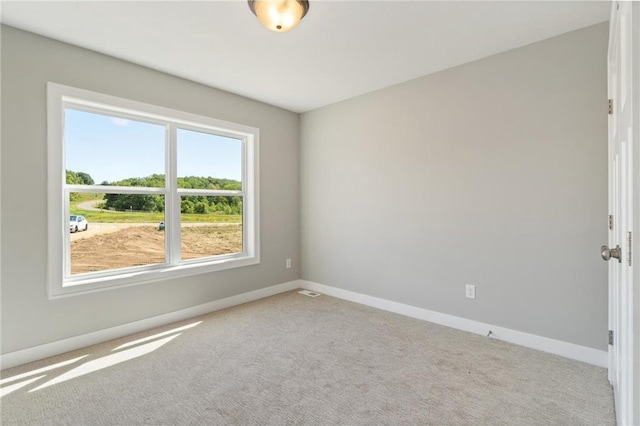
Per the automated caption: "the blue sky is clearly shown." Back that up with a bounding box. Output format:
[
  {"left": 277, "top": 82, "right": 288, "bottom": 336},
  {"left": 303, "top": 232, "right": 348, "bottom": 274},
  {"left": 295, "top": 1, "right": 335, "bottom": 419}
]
[{"left": 65, "top": 109, "right": 242, "bottom": 184}]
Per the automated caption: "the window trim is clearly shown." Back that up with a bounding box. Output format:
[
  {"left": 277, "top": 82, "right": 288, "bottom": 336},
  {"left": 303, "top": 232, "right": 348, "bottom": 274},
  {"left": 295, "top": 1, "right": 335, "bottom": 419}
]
[{"left": 47, "top": 82, "right": 260, "bottom": 299}]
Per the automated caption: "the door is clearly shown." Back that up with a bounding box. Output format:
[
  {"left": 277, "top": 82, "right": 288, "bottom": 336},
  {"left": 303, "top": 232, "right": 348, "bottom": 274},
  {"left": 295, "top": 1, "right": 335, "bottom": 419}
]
[{"left": 605, "top": 2, "right": 638, "bottom": 425}]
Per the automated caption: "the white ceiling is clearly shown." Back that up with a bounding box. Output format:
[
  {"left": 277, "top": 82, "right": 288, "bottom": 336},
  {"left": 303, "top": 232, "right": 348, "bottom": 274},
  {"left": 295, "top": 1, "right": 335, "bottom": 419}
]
[{"left": 0, "top": 1, "right": 610, "bottom": 113}]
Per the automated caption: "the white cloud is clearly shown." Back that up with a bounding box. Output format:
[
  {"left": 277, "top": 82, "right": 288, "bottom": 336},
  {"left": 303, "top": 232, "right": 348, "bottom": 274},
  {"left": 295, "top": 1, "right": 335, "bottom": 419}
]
[{"left": 111, "top": 117, "right": 130, "bottom": 127}]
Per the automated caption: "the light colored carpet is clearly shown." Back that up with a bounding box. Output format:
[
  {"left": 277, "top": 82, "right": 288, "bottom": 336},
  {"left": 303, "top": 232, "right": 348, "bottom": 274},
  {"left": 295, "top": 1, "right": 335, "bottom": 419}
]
[{"left": 1, "top": 290, "right": 614, "bottom": 425}]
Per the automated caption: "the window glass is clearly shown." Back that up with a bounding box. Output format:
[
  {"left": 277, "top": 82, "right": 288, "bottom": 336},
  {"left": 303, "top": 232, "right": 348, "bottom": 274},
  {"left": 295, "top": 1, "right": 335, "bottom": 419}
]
[
  {"left": 177, "top": 128, "right": 242, "bottom": 190},
  {"left": 180, "top": 196, "right": 243, "bottom": 260},
  {"left": 69, "top": 192, "right": 166, "bottom": 275},
  {"left": 65, "top": 109, "right": 165, "bottom": 187}
]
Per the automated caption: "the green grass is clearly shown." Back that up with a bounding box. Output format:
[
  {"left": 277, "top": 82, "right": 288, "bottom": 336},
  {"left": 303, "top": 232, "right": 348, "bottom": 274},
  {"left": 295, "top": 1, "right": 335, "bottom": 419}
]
[{"left": 69, "top": 193, "right": 241, "bottom": 224}]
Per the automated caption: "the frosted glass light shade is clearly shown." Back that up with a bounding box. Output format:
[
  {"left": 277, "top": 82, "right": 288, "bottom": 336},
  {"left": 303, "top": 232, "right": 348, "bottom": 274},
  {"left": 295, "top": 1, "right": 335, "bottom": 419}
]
[{"left": 248, "top": 0, "right": 309, "bottom": 32}]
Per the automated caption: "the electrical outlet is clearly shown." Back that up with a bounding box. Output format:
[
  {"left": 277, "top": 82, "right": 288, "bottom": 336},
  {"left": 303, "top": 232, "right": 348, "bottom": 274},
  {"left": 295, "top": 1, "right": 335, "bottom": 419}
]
[
  {"left": 286, "top": 258, "right": 292, "bottom": 269},
  {"left": 466, "top": 284, "right": 476, "bottom": 299}
]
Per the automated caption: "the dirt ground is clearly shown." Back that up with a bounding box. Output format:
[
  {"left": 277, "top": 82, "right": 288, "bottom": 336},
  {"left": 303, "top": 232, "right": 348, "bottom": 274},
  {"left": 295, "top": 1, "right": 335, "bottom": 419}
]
[{"left": 70, "top": 223, "right": 242, "bottom": 274}]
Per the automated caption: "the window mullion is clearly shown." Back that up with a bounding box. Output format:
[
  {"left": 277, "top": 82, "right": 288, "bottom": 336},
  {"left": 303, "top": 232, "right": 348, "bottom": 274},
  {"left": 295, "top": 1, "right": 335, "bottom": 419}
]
[
  {"left": 242, "top": 137, "right": 248, "bottom": 257},
  {"left": 176, "top": 189, "right": 244, "bottom": 197},
  {"left": 67, "top": 185, "right": 166, "bottom": 194},
  {"left": 166, "top": 124, "right": 181, "bottom": 264},
  {"left": 63, "top": 187, "right": 71, "bottom": 278}
]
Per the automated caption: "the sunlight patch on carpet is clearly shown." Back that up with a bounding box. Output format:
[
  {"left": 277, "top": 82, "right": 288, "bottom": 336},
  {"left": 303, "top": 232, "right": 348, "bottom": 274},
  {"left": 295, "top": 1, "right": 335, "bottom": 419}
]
[
  {"left": 0, "top": 376, "right": 46, "bottom": 398},
  {"left": 0, "top": 355, "right": 88, "bottom": 386},
  {"left": 113, "top": 321, "right": 202, "bottom": 351},
  {"left": 29, "top": 334, "right": 181, "bottom": 392}
]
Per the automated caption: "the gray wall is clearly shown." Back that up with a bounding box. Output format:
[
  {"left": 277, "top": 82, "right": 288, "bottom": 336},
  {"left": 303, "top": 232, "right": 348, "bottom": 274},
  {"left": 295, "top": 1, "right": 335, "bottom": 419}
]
[
  {"left": 1, "top": 22, "right": 610, "bottom": 355},
  {"left": 0, "top": 26, "right": 300, "bottom": 354},
  {"left": 300, "top": 23, "right": 609, "bottom": 350}
]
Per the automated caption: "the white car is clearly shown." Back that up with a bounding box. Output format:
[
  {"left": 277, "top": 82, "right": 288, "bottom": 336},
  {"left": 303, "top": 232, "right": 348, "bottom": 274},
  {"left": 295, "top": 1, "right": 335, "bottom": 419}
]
[{"left": 70, "top": 215, "right": 88, "bottom": 233}]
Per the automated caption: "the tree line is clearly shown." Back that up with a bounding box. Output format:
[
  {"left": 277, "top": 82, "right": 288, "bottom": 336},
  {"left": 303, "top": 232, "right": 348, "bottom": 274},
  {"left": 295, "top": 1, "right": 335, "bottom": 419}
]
[{"left": 67, "top": 171, "right": 242, "bottom": 215}]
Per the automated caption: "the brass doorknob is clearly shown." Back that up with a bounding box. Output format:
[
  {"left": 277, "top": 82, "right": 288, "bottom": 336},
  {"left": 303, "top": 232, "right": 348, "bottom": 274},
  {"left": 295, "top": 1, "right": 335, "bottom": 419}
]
[{"left": 601, "top": 245, "right": 621, "bottom": 263}]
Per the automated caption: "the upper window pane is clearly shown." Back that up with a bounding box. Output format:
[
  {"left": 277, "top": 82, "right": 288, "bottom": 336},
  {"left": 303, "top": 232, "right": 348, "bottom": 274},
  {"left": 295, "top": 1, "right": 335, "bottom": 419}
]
[
  {"left": 65, "top": 108, "right": 165, "bottom": 187},
  {"left": 177, "top": 128, "right": 242, "bottom": 190}
]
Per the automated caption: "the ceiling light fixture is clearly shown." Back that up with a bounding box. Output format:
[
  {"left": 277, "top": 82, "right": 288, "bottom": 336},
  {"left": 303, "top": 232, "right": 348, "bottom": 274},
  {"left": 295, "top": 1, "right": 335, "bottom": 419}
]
[{"left": 248, "top": 0, "right": 310, "bottom": 32}]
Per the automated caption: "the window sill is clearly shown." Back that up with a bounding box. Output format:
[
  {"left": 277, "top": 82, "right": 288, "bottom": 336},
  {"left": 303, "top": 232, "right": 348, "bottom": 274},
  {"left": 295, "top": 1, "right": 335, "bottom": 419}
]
[{"left": 49, "top": 255, "right": 259, "bottom": 299}]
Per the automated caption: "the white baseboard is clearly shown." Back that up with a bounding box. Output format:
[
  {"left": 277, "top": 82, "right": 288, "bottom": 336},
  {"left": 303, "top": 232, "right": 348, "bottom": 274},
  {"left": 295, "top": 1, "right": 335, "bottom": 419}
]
[
  {"left": 2, "top": 279, "right": 608, "bottom": 370},
  {"left": 1, "top": 280, "right": 301, "bottom": 370},
  {"left": 300, "top": 280, "right": 608, "bottom": 368}
]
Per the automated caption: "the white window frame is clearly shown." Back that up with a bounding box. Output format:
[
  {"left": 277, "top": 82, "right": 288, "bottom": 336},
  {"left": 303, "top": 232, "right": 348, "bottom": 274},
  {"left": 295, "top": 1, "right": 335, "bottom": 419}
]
[{"left": 47, "top": 83, "right": 260, "bottom": 299}]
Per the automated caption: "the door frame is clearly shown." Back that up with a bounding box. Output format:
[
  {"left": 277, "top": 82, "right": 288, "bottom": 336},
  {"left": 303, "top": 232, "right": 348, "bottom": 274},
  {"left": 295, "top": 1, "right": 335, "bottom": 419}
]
[{"left": 607, "top": 2, "right": 639, "bottom": 425}]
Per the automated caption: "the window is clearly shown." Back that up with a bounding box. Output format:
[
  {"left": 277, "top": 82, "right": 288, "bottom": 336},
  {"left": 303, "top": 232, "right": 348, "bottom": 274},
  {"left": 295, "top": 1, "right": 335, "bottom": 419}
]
[{"left": 47, "top": 83, "right": 259, "bottom": 298}]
